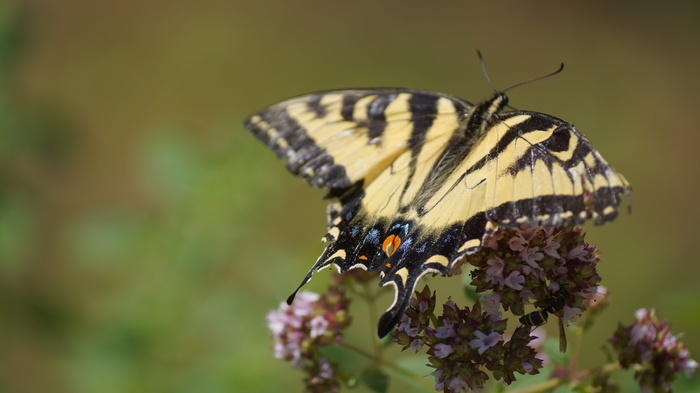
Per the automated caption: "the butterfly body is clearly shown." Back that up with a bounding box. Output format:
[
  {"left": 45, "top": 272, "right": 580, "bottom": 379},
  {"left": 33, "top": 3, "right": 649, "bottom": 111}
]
[{"left": 245, "top": 88, "right": 631, "bottom": 338}]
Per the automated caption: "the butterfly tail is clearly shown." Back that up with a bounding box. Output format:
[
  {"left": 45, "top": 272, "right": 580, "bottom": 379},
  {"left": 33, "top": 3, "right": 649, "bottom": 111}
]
[
  {"left": 376, "top": 271, "right": 423, "bottom": 338},
  {"left": 286, "top": 253, "right": 336, "bottom": 305},
  {"left": 286, "top": 272, "right": 313, "bottom": 305}
]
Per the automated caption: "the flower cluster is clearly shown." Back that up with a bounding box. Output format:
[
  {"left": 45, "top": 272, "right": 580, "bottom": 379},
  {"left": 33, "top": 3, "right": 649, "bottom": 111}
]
[
  {"left": 265, "top": 222, "right": 696, "bottom": 393},
  {"left": 610, "top": 309, "right": 698, "bottom": 392},
  {"left": 466, "top": 225, "right": 601, "bottom": 323},
  {"left": 266, "top": 282, "right": 351, "bottom": 393},
  {"left": 392, "top": 285, "right": 542, "bottom": 392}
]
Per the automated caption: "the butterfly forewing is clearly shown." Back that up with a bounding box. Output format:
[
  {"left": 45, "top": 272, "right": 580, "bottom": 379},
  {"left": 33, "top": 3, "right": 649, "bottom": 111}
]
[
  {"left": 245, "top": 87, "right": 631, "bottom": 338},
  {"left": 245, "top": 89, "right": 466, "bottom": 189}
]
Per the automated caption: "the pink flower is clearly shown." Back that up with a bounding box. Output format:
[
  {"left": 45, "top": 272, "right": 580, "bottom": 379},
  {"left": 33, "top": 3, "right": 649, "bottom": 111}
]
[
  {"left": 431, "top": 369, "right": 445, "bottom": 391},
  {"left": 394, "top": 289, "right": 542, "bottom": 391},
  {"left": 434, "top": 343, "right": 454, "bottom": 358},
  {"left": 485, "top": 257, "right": 505, "bottom": 284},
  {"left": 508, "top": 234, "right": 528, "bottom": 251},
  {"left": 291, "top": 292, "right": 319, "bottom": 317},
  {"left": 542, "top": 238, "right": 561, "bottom": 258},
  {"left": 469, "top": 330, "right": 501, "bottom": 354},
  {"left": 434, "top": 323, "right": 457, "bottom": 339},
  {"left": 418, "top": 299, "right": 431, "bottom": 313},
  {"left": 479, "top": 292, "right": 502, "bottom": 321},
  {"left": 309, "top": 315, "right": 328, "bottom": 338},
  {"left": 398, "top": 321, "right": 419, "bottom": 337},
  {"left": 518, "top": 246, "right": 544, "bottom": 267},
  {"left": 566, "top": 244, "right": 588, "bottom": 260},
  {"left": 611, "top": 308, "right": 698, "bottom": 392},
  {"left": 410, "top": 338, "right": 424, "bottom": 352},
  {"left": 266, "top": 286, "right": 350, "bottom": 393},
  {"left": 448, "top": 377, "right": 469, "bottom": 392},
  {"left": 317, "top": 357, "right": 334, "bottom": 379},
  {"left": 504, "top": 271, "right": 525, "bottom": 290},
  {"left": 682, "top": 359, "right": 699, "bottom": 378},
  {"left": 483, "top": 229, "right": 505, "bottom": 249}
]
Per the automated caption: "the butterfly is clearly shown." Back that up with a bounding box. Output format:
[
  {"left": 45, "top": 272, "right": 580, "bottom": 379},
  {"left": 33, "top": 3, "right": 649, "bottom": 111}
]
[{"left": 245, "top": 84, "right": 631, "bottom": 338}]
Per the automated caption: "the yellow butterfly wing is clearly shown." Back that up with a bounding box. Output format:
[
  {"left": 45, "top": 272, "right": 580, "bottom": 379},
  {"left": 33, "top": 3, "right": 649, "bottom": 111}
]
[{"left": 245, "top": 89, "right": 631, "bottom": 337}]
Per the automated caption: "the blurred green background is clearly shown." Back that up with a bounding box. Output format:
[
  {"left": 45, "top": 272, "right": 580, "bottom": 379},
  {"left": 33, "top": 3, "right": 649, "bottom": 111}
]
[{"left": 1, "top": 1, "right": 700, "bottom": 392}]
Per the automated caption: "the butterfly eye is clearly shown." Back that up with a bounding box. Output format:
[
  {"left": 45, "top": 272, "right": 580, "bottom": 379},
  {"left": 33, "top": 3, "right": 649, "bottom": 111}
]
[{"left": 543, "top": 126, "right": 571, "bottom": 152}]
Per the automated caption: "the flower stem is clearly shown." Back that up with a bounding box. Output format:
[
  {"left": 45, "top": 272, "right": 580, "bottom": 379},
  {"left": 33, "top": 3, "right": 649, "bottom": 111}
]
[
  {"left": 363, "top": 280, "right": 382, "bottom": 359},
  {"left": 507, "top": 377, "right": 562, "bottom": 393},
  {"left": 339, "top": 341, "right": 375, "bottom": 360},
  {"left": 508, "top": 362, "right": 622, "bottom": 393},
  {"left": 571, "top": 361, "right": 621, "bottom": 379},
  {"left": 339, "top": 334, "right": 435, "bottom": 390},
  {"left": 377, "top": 360, "right": 436, "bottom": 391}
]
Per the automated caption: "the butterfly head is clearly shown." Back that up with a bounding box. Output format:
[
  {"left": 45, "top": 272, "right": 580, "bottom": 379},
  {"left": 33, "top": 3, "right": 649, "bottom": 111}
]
[
  {"left": 467, "top": 92, "right": 509, "bottom": 134},
  {"left": 484, "top": 92, "right": 509, "bottom": 115}
]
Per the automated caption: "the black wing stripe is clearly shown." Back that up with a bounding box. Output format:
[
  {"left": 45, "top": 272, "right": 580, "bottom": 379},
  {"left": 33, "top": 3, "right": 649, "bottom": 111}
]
[
  {"left": 407, "top": 94, "right": 439, "bottom": 148},
  {"left": 340, "top": 94, "right": 360, "bottom": 122},
  {"left": 397, "top": 94, "right": 441, "bottom": 213},
  {"left": 306, "top": 95, "right": 328, "bottom": 118},
  {"left": 246, "top": 108, "right": 353, "bottom": 189},
  {"left": 366, "top": 94, "right": 395, "bottom": 140}
]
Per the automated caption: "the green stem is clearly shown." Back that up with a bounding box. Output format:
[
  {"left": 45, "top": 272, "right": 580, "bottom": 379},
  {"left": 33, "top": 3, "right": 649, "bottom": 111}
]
[
  {"left": 507, "top": 362, "right": 622, "bottom": 393},
  {"left": 571, "top": 361, "right": 621, "bottom": 379},
  {"left": 363, "top": 280, "right": 381, "bottom": 359},
  {"left": 337, "top": 350, "right": 435, "bottom": 390},
  {"left": 507, "top": 377, "right": 562, "bottom": 393},
  {"left": 339, "top": 338, "right": 434, "bottom": 390},
  {"left": 568, "top": 324, "right": 584, "bottom": 373},
  {"left": 429, "top": 310, "right": 439, "bottom": 327},
  {"left": 339, "top": 341, "right": 375, "bottom": 360},
  {"left": 377, "top": 360, "right": 437, "bottom": 391}
]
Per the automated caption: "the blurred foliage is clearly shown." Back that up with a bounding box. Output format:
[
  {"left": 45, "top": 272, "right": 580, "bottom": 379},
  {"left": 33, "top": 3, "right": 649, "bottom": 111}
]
[{"left": 1, "top": 0, "right": 699, "bottom": 392}]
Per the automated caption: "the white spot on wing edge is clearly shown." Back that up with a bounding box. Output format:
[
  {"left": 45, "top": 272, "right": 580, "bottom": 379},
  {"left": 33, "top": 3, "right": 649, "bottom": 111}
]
[
  {"left": 326, "top": 227, "right": 340, "bottom": 240},
  {"left": 324, "top": 249, "right": 346, "bottom": 263},
  {"left": 425, "top": 255, "right": 450, "bottom": 267},
  {"left": 379, "top": 267, "right": 442, "bottom": 313},
  {"left": 394, "top": 267, "right": 409, "bottom": 285},
  {"left": 560, "top": 211, "right": 574, "bottom": 219},
  {"left": 458, "top": 239, "right": 481, "bottom": 253},
  {"left": 346, "top": 263, "right": 369, "bottom": 271}
]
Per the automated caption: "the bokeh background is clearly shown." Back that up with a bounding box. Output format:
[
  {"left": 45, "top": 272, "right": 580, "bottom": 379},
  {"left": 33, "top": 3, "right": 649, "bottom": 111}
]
[{"left": 2, "top": 1, "right": 700, "bottom": 392}]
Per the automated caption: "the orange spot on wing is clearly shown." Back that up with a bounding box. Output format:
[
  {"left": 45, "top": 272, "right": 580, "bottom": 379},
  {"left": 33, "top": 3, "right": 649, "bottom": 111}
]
[
  {"left": 382, "top": 234, "right": 402, "bottom": 257},
  {"left": 358, "top": 255, "right": 368, "bottom": 260}
]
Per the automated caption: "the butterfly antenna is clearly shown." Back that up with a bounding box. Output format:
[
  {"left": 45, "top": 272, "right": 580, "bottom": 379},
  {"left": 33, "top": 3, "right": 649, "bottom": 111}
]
[
  {"left": 477, "top": 50, "right": 498, "bottom": 93},
  {"left": 503, "top": 62, "right": 565, "bottom": 93}
]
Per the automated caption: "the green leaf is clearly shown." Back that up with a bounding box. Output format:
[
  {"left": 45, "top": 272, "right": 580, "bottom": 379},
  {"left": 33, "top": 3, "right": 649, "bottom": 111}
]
[
  {"left": 502, "top": 365, "right": 552, "bottom": 392},
  {"left": 318, "top": 343, "right": 367, "bottom": 374},
  {"left": 384, "top": 357, "right": 435, "bottom": 392},
  {"left": 462, "top": 264, "right": 482, "bottom": 302},
  {"left": 361, "top": 367, "right": 388, "bottom": 393},
  {"left": 394, "top": 357, "right": 431, "bottom": 376},
  {"left": 380, "top": 333, "right": 396, "bottom": 348},
  {"left": 552, "top": 384, "right": 580, "bottom": 393},
  {"left": 544, "top": 336, "right": 570, "bottom": 365}
]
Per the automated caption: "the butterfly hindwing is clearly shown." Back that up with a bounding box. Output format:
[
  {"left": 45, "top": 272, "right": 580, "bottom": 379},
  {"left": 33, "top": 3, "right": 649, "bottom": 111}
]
[
  {"left": 245, "top": 88, "right": 631, "bottom": 338},
  {"left": 478, "top": 111, "right": 630, "bottom": 227}
]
